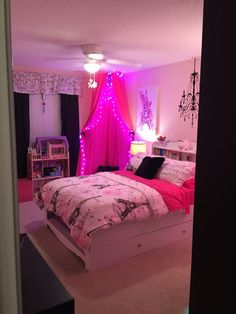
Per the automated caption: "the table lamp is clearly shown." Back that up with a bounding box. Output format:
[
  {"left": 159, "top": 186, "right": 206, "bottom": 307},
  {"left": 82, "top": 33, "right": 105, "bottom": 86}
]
[{"left": 130, "top": 141, "right": 147, "bottom": 155}]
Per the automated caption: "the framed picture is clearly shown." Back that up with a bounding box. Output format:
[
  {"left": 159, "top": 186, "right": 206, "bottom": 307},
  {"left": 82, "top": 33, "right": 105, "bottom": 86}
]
[{"left": 136, "top": 86, "right": 158, "bottom": 141}]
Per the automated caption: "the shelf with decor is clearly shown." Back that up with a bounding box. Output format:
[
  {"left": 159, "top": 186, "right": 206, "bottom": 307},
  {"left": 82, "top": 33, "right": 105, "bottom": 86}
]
[
  {"left": 152, "top": 140, "right": 196, "bottom": 162},
  {"left": 27, "top": 136, "right": 70, "bottom": 197}
]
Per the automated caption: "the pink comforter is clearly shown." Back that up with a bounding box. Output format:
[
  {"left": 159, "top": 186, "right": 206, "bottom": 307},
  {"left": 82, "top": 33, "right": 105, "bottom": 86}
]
[
  {"left": 39, "top": 171, "right": 194, "bottom": 250},
  {"left": 115, "top": 170, "right": 194, "bottom": 214}
]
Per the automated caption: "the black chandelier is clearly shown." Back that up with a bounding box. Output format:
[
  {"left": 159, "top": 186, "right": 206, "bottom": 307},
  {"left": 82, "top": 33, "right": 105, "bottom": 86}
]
[{"left": 179, "top": 58, "right": 200, "bottom": 127}]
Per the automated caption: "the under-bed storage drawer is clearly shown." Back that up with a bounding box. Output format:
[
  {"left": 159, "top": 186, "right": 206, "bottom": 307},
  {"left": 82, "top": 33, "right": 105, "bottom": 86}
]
[{"left": 127, "top": 221, "right": 192, "bottom": 257}]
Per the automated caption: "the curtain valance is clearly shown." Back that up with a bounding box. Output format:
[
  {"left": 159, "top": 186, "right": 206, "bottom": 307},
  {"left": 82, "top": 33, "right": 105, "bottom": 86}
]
[{"left": 12, "top": 71, "right": 84, "bottom": 96}]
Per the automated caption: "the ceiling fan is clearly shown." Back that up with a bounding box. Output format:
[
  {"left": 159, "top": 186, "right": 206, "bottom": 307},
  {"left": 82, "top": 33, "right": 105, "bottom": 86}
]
[
  {"left": 74, "top": 44, "right": 142, "bottom": 88},
  {"left": 81, "top": 44, "right": 104, "bottom": 74},
  {"left": 42, "top": 41, "right": 142, "bottom": 74},
  {"left": 78, "top": 44, "right": 142, "bottom": 73}
]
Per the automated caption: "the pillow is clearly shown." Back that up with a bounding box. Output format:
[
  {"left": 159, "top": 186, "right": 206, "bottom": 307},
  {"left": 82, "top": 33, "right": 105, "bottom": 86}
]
[
  {"left": 156, "top": 157, "right": 195, "bottom": 186},
  {"left": 135, "top": 156, "right": 165, "bottom": 179},
  {"left": 126, "top": 152, "right": 146, "bottom": 171},
  {"left": 183, "top": 176, "right": 195, "bottom": 189},
  {"left": 126, "top": 152, "right": 161, "bottom": 172}
]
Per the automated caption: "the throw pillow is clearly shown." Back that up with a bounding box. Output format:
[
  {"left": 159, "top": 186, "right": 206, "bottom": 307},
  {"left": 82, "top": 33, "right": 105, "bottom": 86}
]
[
  {"left": 135, "top": 156, "right": 165, "bottom": 179},
  {"left": 157, "top": 158, "right": 196, "bottom": 186}
]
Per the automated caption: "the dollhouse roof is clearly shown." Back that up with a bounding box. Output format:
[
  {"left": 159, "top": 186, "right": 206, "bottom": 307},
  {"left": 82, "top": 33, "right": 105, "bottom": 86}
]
[{"left": 35, "top": 136, "right": 69, "bottom": 152}]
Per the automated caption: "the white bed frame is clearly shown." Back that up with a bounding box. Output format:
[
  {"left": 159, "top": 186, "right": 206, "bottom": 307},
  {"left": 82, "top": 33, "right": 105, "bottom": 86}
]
[{"left": 44, "top": 205, "right": 193, "bottom": 271}]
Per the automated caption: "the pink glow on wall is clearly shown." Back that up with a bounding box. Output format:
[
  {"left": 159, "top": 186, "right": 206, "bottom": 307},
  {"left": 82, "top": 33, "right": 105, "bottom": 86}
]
[{"left": 125, "top": 59, "right": 200, "bottom": 146}]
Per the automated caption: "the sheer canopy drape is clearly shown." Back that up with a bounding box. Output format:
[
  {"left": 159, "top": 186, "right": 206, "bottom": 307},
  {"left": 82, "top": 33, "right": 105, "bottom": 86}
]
[{"left": 77, "top": 72, "right": 133, "bottom": 175}]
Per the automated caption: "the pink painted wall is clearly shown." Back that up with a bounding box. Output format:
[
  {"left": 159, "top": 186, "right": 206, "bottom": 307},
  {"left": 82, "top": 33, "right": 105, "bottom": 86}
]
[
  {"left": 125, "top": 58, "right": 201, "bottom": 144},
  {"left": 79, "top": 73, "right": 92, "bottom": 128}
]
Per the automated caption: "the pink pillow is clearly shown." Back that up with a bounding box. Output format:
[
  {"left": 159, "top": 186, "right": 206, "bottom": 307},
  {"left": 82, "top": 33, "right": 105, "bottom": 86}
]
[{"left": 183, "top": 176, "right": 195, "bottom": 189}]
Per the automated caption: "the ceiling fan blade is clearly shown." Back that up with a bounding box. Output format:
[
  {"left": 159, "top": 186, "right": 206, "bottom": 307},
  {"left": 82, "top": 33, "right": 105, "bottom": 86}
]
[
  {"left": 105, "top": 58, "right": 142, "bottom": 68},
  {"left": 44, "top": 56, "right": 85, "bottom": 61}
]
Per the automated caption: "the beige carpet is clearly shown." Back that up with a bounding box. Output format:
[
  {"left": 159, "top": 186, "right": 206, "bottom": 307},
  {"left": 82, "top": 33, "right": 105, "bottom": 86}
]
[
  {"left": 19, "top": 200, "right": 44, "bottom": 234},
  {"left": 28, "top": 225, "right": 192, "bottom": 314}
]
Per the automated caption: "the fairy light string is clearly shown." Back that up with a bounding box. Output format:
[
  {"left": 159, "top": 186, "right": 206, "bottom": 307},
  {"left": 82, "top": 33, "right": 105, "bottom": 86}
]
[{"left": 80, "top": 72, "right": 133, "bottom": 175}]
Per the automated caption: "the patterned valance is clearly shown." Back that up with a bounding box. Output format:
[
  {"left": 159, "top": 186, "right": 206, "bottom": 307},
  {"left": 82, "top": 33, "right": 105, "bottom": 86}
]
[{"left": 12, "top": 71, "right": 84, "bottom": 96}]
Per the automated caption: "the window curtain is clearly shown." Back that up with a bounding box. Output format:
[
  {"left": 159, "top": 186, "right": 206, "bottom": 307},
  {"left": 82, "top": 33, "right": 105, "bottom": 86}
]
[
  {"left": 60, "top": 94, "right": 80, "bottom": 176},
  {"left": 14, "top": 92, "right": 30, "bottom": 178},
  {"left": 77, "top": 72, "right": 133, "bottom": 175}
]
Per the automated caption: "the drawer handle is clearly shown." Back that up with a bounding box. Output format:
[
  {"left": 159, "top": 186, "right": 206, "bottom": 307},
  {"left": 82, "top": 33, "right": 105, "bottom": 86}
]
[
  {"left": 182, "top": 229, "right": 186, "bottom": 234},
  {"left": 137, "top": 243, "right": 142, "bottom": 248}
]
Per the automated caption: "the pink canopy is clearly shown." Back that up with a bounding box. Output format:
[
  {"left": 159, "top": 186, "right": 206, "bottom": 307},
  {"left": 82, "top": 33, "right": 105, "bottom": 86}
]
[{"left": 77, "top": 72, "right": 134, "bottom": 175}]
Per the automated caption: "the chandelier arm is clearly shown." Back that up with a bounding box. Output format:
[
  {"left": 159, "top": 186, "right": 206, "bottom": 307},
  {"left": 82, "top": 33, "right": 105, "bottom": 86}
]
[{"left": 178, "top": 58, "right": 200, "bottom": 127}]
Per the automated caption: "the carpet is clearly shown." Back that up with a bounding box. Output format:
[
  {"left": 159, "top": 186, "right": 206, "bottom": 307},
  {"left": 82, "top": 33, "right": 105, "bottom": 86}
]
[
  {"left": 19, "top": 200, "right": 44, "bottom": 234},
  {"left": 18, "top": 178, "right": 33, "bottom": 203},
  {"left": 28, "top": 225, "right": 192, "bottom": 314}
]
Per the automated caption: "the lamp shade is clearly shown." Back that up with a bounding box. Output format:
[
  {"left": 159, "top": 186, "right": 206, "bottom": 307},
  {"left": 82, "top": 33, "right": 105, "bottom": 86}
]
[{"left": 130, "top": 141, "right": 147, "bottom": 155}]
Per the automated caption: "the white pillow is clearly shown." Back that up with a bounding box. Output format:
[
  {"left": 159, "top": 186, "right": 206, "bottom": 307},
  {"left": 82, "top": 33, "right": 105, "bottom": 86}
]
[{"left": 156, "top": 157, "right": 196, "bottom": 186}]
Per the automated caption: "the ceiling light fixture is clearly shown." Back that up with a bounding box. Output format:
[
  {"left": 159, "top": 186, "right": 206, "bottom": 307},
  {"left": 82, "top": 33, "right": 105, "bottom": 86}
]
[
  {"left": 84, "top": 60, "right": 101, "bottom": 89},
  {"left": 83, "top": 60, "right": 101, "bottom": 73}
]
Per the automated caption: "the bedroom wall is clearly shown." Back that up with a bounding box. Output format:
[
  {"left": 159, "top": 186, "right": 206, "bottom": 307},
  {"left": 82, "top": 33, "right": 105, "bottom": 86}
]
[
  {"left": 125, "top": 58, "right": 201, "bottom": 149},
  {"left": 14, "top": 59, "right": 201, "bottom": 148},
  {"left": 79, "top": 82, "right": 92, "bottom": 129},
  {"left": 28, "top": 86, "right": 92, "bottom": 145},
  {"left": 29, "top": 94, "right": 60, "bottom": 145}
]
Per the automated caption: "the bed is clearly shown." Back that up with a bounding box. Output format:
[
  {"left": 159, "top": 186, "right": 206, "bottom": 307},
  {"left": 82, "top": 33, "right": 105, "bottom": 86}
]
[{"left": 37, "top": 154, "right": 195, "bottom": 271}]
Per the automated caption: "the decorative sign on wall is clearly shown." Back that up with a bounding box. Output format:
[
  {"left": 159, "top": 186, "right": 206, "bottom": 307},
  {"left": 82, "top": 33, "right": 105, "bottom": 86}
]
[{"left": 136, "top": 86, "right": 158, "bottom": 141}]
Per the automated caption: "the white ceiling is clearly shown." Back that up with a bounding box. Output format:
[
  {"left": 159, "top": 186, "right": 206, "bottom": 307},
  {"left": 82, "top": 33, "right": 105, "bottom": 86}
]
[{"left": 10, "top": 0, "right": 204, "bottom": 73}]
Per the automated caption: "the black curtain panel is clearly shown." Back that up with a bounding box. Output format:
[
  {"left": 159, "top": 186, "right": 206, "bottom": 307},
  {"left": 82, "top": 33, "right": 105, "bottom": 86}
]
[
  {"left": 60, "top": 94, "right": 80, "bottom": 176},
  {"left": 14, "top": 92, "right": 30, "bottom": 178}
]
